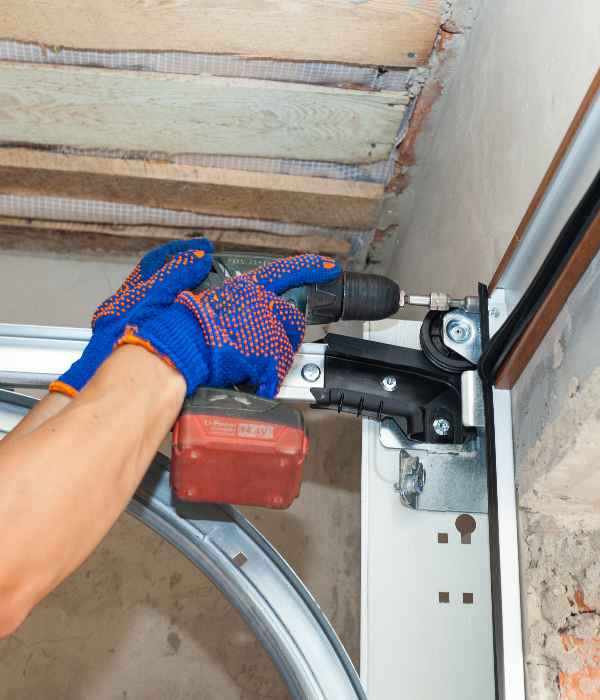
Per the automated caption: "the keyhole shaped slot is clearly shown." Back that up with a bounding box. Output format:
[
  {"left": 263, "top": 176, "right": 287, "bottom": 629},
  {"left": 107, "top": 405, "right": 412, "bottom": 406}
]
[{"left": 455, "top": 514, "right": 476, "bottom": 544}]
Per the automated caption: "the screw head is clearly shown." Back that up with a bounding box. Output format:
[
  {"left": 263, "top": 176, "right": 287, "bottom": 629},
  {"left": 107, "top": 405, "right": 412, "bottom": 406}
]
[
  {"left": 432, "top": 417, "right": 451, "bottom": 437},
  {"left": 381, "top": 375, "right": 397, "bottom": 392},
  {"left": 446, "top": 319, "right": 472, "bottom": 343},
  {"left": 301, "top": 363, "right": 321, "bottom": 383}
]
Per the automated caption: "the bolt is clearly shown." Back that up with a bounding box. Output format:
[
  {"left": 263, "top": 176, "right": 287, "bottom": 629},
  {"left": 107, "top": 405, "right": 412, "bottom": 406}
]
[
  {"left": 433, "top": 417, "right": 451, "bottom": 437},
  {"left": 396, "top": 451, "right": 426, "bottom": 501},
  {"left": 381, "top": 375, "right": 397, "bottom": 392},
  {"left": 301, "top": 363, "right": 321, "bottom": 383},
  {"left": 446, "top": 319, "right": 472, "bottom": 343},
  {"left": 402, "top": 465, "right": 426, "bottom": 496},
  {"left": 414, "top": 463, "right": 426, "bottom": 493},
  {"left": 397, "top": 461, "right": 426, "bottom": 498}
]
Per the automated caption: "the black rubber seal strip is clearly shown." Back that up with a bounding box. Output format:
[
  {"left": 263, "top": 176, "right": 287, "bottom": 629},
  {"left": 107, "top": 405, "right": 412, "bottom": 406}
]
[
  {"left": 479, "top": 282, "right": 503, "bottom": 700},
  {"left": 479, "top": 167, "right": 600, "bottom": 384}
]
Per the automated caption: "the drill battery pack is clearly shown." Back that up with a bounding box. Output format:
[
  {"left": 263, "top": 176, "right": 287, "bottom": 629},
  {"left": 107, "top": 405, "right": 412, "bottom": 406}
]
[{"left": 171, "top": 389, "right": 309, "bottom": 509}]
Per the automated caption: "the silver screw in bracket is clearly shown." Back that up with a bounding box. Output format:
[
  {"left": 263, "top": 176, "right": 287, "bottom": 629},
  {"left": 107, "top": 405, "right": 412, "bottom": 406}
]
[
  {"left": 381, "top": 375, "right": 397, "bottom": 392},
  {"left": 446, "top": 319, "right": 472, "bottom": 344},
  {"left": 301, "top": 363, "right": 321, "bottom": 383},
  {"left": 432, "top": 417, "right": 451, "bottom": 437}
]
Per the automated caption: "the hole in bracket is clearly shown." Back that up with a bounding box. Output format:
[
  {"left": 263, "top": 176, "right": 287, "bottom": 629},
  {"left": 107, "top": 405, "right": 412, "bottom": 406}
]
[
  {"left": 463, "top": 593, "right": 474, "bottom": 605},
  {"left": 232, "top": 552, "right": 247, "bottom": 567},
  {"left": 455, "top": 514, "right": 477, "bottom": 544},
  {"left": 438, "top": 592, "right": 450, "bottom": 604},
  {"left": 437, "top": 532, "right": 449, "bottom": 544}
]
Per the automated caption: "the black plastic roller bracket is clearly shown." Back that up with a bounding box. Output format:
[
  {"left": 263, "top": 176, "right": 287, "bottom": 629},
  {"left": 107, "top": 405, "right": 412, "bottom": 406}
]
[{"left": 312, "top": 333, "right": 466, "bottom": 445}]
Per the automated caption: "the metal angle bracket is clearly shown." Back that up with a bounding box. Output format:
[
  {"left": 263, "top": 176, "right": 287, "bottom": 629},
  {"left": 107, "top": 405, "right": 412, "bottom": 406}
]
[{"left": 392, "top": 433, "right": 487, "bottom": 513}]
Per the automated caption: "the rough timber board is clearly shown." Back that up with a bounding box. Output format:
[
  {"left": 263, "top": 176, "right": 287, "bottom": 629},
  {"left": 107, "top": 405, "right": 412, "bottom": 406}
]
[
  {"left": 2, "top": 0, "right": 440, "bottom": 68},
  {"left": 0, "top": 218, "right": 352, "bottom": 258},
  {"left": 0, "top": 63, "right": 408, "bottom": 164},
  {"left": 0, "top": 149, "right": 384, "bottom": 228}
]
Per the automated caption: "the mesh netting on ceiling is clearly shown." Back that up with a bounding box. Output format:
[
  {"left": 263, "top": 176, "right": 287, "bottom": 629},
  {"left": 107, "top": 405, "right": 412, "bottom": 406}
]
[{"left": 0, "top": 40, "right": 411, "bottom": 184}]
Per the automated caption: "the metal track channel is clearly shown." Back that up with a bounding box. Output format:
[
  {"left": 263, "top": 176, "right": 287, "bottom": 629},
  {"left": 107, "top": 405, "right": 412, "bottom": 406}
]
[
  {"left": 0, "top": 323, "right": 325, "bottom": 401},
  {"left": 0, "top": 389, "right": 365, "bottom": 700}
]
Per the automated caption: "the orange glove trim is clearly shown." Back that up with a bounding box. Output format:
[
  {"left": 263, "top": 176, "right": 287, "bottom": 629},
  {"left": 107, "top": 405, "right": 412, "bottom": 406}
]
[
  {"left": 48, "top": 380, "right": 78, "bottom": 398},
  {"left": 117, "top": 333, "right": 177, "bottom": 371}
]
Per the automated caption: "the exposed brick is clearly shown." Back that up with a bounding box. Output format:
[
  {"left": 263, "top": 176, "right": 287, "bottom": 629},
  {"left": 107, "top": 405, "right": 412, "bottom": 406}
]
[{"left": 559, "top": 635, "right": 600, "bottom": 699}]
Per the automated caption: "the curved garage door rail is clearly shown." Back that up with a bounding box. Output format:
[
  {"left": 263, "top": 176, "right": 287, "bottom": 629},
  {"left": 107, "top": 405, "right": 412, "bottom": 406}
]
[{"left": 0, "top": 389, "right": 365, "bottom": 700}]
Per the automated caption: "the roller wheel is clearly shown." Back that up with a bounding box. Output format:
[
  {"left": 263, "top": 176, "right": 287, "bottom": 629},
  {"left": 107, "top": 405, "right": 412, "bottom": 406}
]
[{"left": 419, "top": 311, "right": 476, "bottom": 374}]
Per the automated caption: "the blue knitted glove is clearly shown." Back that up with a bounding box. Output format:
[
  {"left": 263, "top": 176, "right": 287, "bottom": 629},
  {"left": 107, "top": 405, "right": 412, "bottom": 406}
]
[
  {"left": 118, "top": 254, "right": 342, "bottom": 398},
  {"left": 50, "top": 238, "right": 213, "bottom": 397}
]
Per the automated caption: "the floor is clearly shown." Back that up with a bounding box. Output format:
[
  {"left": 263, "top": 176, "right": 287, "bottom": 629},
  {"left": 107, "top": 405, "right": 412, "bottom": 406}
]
[{"left": 0, "top": 250, "right": 362, "bottom": 699}]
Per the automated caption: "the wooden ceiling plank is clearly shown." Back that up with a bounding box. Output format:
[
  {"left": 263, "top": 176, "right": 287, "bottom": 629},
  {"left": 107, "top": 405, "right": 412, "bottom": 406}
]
[
  {"left": 0, "top": 149, "right": 384, "bottom": 229},
  {"left": 0, "top": 63, "right": 408, "bottom": 165},
  {"left": 2, "top": 0, "right": 440, "bottom": 68},
  {"left": 0, "top": 217, "right": 352, "bottom": 258}
]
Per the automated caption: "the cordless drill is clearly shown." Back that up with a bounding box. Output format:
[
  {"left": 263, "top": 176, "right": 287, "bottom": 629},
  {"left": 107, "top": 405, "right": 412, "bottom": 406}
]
[{"left": 170, "top": 253, "right": 400, "bottom": 509}]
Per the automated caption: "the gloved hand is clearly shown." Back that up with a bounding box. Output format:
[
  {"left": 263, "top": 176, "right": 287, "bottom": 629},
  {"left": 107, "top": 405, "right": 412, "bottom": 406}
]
[
  {"left": 118, "top": 254, "right": 342, "bottom": 398},
  {"left": 50, "top": 238, "right": 213, "bottom": 397}
]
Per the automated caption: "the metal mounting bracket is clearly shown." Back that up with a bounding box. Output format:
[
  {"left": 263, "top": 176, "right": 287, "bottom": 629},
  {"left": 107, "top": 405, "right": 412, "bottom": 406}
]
[{"left": 379, "top": 309, "right": 488, "bottom": 513}]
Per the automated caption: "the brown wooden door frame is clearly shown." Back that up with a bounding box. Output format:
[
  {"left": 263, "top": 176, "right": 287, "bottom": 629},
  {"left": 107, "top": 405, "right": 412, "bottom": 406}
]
[{"left": 489, "top": 70, "right": 600, "bottom": 389}]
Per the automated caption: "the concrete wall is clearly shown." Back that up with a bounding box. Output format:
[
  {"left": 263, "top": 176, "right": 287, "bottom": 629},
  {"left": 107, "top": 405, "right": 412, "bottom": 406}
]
[
  {"left": 513, "top": 251, "right": 600, "bottom": 699},
  {"left": 0, "top": 249, "right": 361, "bottom": 699},
  {"left": 384, "top": 0, "right": 600, "bottom": 297}
]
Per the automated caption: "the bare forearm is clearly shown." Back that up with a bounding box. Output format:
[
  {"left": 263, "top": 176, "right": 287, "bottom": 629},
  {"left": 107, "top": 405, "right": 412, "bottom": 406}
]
[
  {"left": 2, "top": 392, "right": 71, "bottom": 442},
  {"left": 0, "top": 346, "right": 185, "bottom": 635}
]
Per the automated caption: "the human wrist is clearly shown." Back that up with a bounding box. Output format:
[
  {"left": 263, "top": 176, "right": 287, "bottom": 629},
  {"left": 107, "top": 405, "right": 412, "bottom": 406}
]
[
  {"left": 103, "top": 344, "right": 186, "bottom": 405},
  {"left": 117, "top": 302, "right": 209, "bottom": 396}
]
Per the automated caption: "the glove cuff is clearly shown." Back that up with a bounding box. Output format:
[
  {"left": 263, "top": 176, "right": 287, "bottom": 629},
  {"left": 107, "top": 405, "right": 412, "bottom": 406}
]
[
  {"left": 48, "top": 379, "right": 79, "bottom": 398},
  {"left": 117, "top": 302, "right": 209, "bottom": 396}
]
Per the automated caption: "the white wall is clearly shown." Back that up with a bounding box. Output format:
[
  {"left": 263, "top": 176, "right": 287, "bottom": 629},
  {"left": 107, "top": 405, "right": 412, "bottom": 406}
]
[
  {"left": 387, "top": 0, "right": 600, "bottom": 295},
  {"left": 0, "top": 250, "right": 134, "bottom": 326}
]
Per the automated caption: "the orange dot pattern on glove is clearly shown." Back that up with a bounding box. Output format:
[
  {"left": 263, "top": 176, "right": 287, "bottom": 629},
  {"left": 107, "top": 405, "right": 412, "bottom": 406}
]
[
  {"left": 246, "top": 254, "right": 337, "bottom": 295},
  {"left": 116, "top": 252, "right": 341, "bottom": 397},
  {"left": 178, "top": 277, "right": 305, "bottom": 388},
  {"left": 93, "top": 250, "right": 205, "bottom": 325}
]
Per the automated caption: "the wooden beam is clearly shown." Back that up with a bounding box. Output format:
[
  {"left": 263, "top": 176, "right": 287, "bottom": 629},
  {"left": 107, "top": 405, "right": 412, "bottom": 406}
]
[
  {"left": 0, "top": 149, "right": 383, "bottom": 229},
  {"left": 2, "top": 0, "right": 440, "bottom": 68},
  {"left": 0, "top": 218, "right": 353, "bottom": 258},
  {"left": 0, "top": 63, "right": 408, "bottom": 164}
]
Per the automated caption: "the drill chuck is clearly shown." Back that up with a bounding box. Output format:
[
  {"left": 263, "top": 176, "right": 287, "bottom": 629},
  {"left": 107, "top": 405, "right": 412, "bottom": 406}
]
[{"left": 306, "top": 272, "right": 400, "bottom": 325}]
